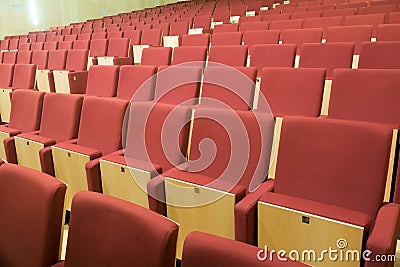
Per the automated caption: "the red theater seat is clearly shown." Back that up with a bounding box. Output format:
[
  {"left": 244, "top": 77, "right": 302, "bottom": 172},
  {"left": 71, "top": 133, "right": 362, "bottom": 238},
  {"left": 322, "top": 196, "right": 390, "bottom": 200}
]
[
  {"left": 211, "top": 32, "right": 243, "bottom": 46},
  {"left": 325, "top": 25, "right": 372, "bottom": 54},
  {"left": 0, "top": 163, "right": 66, "bottom": 267},
  {"left": 250, "top": 44, "right": 297, "bottom": 75},
  {"left": 376, "top": 24, "right": 400, "bottom": 41},
  {"left": 141, "top": 47, "right": 172, "bottom": 66},
  {"left": 85, "top": 65, "right": 119, "bottom": 97},
  {"left": 240, "top": 21, "right": 270, "bottom": 33},
  {"left": 172, "top": 46, "right": 207, "bottom": 66},
  {"left": 51, "top": 191, "right": 178, "bottom": 267},
  {"left": 181, "top": 34, "right": 210, "bottom": 46},
  {"left": 358, "top": 41, "right": 400, "bottom": 69},
  {"left": 243, "top": 30, "right": 281, "bottom": 46},
  {"left": 208, "top": 45, "right": 248, "bottom": 67}
]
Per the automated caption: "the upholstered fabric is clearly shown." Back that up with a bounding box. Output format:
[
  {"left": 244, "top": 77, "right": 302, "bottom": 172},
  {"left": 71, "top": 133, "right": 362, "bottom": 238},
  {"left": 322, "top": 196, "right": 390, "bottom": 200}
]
[
  {"left": 89, "top": 39, "right": 108, "bottom": 57},
  {"left": 358, "top": 41, "right": 400, "bottom": 69},
  {"left": 299, "top": 42, "right": 354, "bottom": 79},
  {"left": 65, "top": 49, "right": 88, "bottom": 71},
  {"left": 193, "top": 15, "right": 211, "bottom": 29},
  {"left": 270, "top": 19, "right": 304, "bottom": 31},
  {"left": 208, "top": 45, "right": 248, "bottom": 67},
  {"left": 281, "top": 28, "right": 323, "bottom": 53},
  {"left": 31, "top": 50, "right": 49, "bottom": 69},
  {"left": 141, "top": 29, "right": 162, "bottom": 46},
  {"left": 123, "top": 30, "right": 141, "bottom": 45},
  {"left": 2, "top": 51, "right": 17, "bottom": 64},
  {"left": 107, "top": 38, "right": 130, "bottom": 57},
  {"left": 11, "top": 64, "right": 36, "bottom": 89},
  {"left": 259, "top": 67, "right": 326, "bottom": 117},
  {"left": 291, "top": 11, "right": 322, "bottom": 20},
  {"left": 9, "top": 90, "right": 44, "bottom": 132},
  {"left": 16, "top": 50, "right": 33, "bottom": 64},
  {"left": 141, "top": 47, "right": 172, "bottom": 66},
  {"left": 172, "top": 46, "right": 207, "bottom": 66},
  {"left": 240, "top": 21, "right": 270, "bottom": 33},
  {"left": 201, "top": 66, "right": 257, "bottom": 111},
  {"left": 58, "top": 41, "right": 73, "bottom": 50},
  {"left": 116, "top": 65, "right": 157, "bottom": 101},
  {"left": 181, "top": 34, "right": 210, "bottom": 47},
  {"left": 61, "top": 191, "right": 178, "bottom": 267},
  {"left": 77, "top": 96, "right": 128, "bottom": 155},
  {"left": 0, "top": 64, "right": 14, "bottom": 87},
  {"left": 181, "top": 232, "right": 307, "bottom": 267},
  {"left": 47, "top": 50, "right": 68, "bottom": 70},
  {"left": 250, "top": 44, "right": 296, "bottom": 75},
  {"left": 344, "top": 13, "right": 385, "bottom": 37},
  {"left": 243, "top": 30, "right": 280, "bottom": 46},
  {"left": 303, "top": 16, "right": 342, "bottom": 33},
  {"left": 328, "top": 69, "right": 400, "bottom": 127},
  {"left": 154, "top": 66, "right": 202, "bottom": 106},
  {"left": 377, "top": 24, "right": 400, "bottom": 41},
  {"left": 124, "top": 101, "right": 191, "bottom": 172},
  {"left": 169, "top": 21, "right": 189, "bottom": 36},
  {"left": 325, "top": 25, "right": 373, "bottom": 54},
  {"left": 0, "top": 163, "right": 66, "bottom": 267},
  {"left": 274, "top": 117, "right": 392, "bottom": 224},
  {"left": 213, "top": 23, "right": 239, "bottom": 33},
  {"left": 39, "top": 93, "right": 83, "bottom": 142},
  {"left": 85, "top": 65, "right": 119, "bottom": 97},
  {"left": 324, "top": 7, "right": 357, "bottom": 17},
  {"left": 212, "top": 32, "right": 243, "bottom": 46}
]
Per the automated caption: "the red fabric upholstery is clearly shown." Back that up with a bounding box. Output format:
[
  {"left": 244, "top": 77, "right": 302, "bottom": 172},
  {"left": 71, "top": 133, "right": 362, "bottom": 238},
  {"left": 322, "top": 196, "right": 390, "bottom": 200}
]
[
  {"left": 16, "top": 50, "right": 32, "bottom": 64},
  {"left": 39, "top": 93, "right": 83, "bottom": 142},
  {"left": 324, "top": 7, "right": 357, "bottom": 17},
  {"left": 243, "top": 30, "right": 280, "bottom": 46},
  {"left": 172, "top": 46, "right": 207, "bottom": 66},
  {"left": 85, "top": 65, "right": 119, "bottom": 97},
  {"left": 169, "top": 21, "right": 189, "bottom": 36},
  {"left": 259, "top": 67, "right": 326, "bottom": 117},
  {"left": 17, "top": 133, "right": 56, "bottom": 147},
  {"left": 250, "top": 44, "right": 296, "bottom": 75},
  {"left": 77, "top": 96, "right": 128, "bottom": 155},
  {"left": 0, "top": 163, "right": 66, "bottom": 267},
  {"left": 141, "top": 29, "right": 162, "bottom": 46},
  {"left": 193, "top": 15, "right": 211, "bottom": 29},
  {"left": 124, "top": 30, "right": 141, "bottom": 45},
  {"left": 40, "top": 146, "right": 55, "bottom": 176},
  {"left": 328, "top": 69, "right": 400, "bottom": 127},
  {"left": 235, "top": 180, "right": 275, "bottom": 244},
  {"left": 73, "top": 40, "right": 90, "bottom": 50},
  {"left": 299, "top": 42, "right": 354, "bottom": 79},
  {"left": 292, "top": 11, "right": 322, "bottom": 20},
  {"left": 309, "top": 4, "right": 336, "bottom": 11},
  {"left": 337, "top": 1, "right": 367, "bottom": 10},
  {"left": 60, "top": 191, "right": 178, "bottom": 267},
  {"left": 0, "top": 64, "right": 14, "bottom": 88},
  {"left": 344, "top": 13, "right": 386, "bottom": 36},
  {"left": 116, "top": 65, "right": 157, "bottom": 101},
  {"left": 89, "top": 39, "right": 108, "bottom": 57},
  {"left": 2, "top": 51, "right": 17, "bottom": 64},
  {"left": 101, "top": 153, "right": 162, "bottom": 177},
  {"left": 211, "top": 32, "right": 243, "bottom": 46},
  {"left": 124, "top": 101, "right": 191, "bottom": 172},
  {"left": 181, "top": 232, "right": 307, "bottom": 267},
  {"left": 181, "top": 34, "right": 210, "bottom": 47},
  {"left": 32, "top": 50, "right": 49, "bottom": 69},
  {"left": 11, "top": 64, "right": 36, "bottom": 89},
  {"left": 141, "top": 47, "right": 172, "bottom": 66},
  {"left": 153, "top": 22, "right": 170, "bottom": 36},
  {"left": 91, "top": 32, "right": 107, "bottom": 39},
  {"left": 107, "top": 38, "right": 130, "bottom": 57},
  {"left": 58, "top": 41, "right": 73, "bottom": 50},
  {"left": 47, "top": 50, "right": 67, "bottom": 70},
  {"left": 213, "top": 23, "right": 239, "bottom": 33},
  {"left": 208, "top": 45, "right": 248, "bottom": 67},
  {"left": 389, "top": 11, "right": 400, "bottom": 23},
  {"left": 270, "top": 19, "right": 304, "bottom": 31},
  {"left": 358, "top": 41, "right": 400, "bottom": 69},
  {"left": 65, "top": 49, "right": 88, "bottom": 71},
  {"left": 365, "top": 203, "right": 400, "bottom": 267},
  {"left": 155, "top": 66, "right": 202, "bottom": 105},
  {"left": 325, "top": 25, "right": 373, "bottom": 54},
  {"left": 201, "top": 66, "right": 257, "bottom": 111},
  {"left": 303, "top": 16, "right": 342, "bottom": 34},
  {"left": 360, "top": 5, "right": 397, "bottom": 16},
  {"left": 377, "top": 24, "right": 400, "bottom": 41},
  {"left": 274, "top": 117, "right": 393, "bottom": 224},
  {"left": 31, "top": 42, "right": 44, "bottom": 51},
  {"left": 263, "top": 13, "right": 291, "bottom": 21},
  {"left": 281, "top": 28, "right": 323, "bottom": 54},
  {"left": 9, "top": 90, "right": 44, "bottom": 132},
  {"left": 240, "top": 21, "right": 270, "bottom": 33}
]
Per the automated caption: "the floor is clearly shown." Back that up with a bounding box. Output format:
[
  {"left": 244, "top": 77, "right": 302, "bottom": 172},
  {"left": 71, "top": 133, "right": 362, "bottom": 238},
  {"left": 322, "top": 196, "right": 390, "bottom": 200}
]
[{"left": 60, "top": 226, "right": 400, "bottom": 265}]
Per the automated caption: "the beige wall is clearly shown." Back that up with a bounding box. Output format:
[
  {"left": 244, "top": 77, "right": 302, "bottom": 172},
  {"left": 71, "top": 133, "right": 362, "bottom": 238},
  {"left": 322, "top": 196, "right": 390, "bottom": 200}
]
[{"left": 0, "top": 0, "right": 179, "bottom": 38}]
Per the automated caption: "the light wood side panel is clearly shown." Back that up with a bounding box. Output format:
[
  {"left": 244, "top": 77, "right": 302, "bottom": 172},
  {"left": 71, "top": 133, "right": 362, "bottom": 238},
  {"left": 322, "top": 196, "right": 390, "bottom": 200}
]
[
  {"left": 258, "top": 202, "right": 364, "bottom": 267},
  {"left": 52, "top": 146, "right": 90, "bottom": 210},
  {"left": 320, "top": 79, "right": 332, "bottom": 116},
  {"left": 0, "top": 88, "right": 12, "bottom": 123},
  {"left": 53, "top": 70, "right": 71, "bottom": 94},
  {"left": 268, "top": 117, "right": 283, "bottom": 179},
  {"left": 0, "top": 131, "right": 10, "bottom": 160},
  {"left": 15, "top": 136, "right": 44, "bottom": 171},
  {"left": 36, "top": 70, "right": 51, "bottom": 92},
  {"left": 100, "top": 160, "right": 151, "bottom": 208},
  {"left": 384, "top": 129, "right": 398, "bottom": 202},
  {"left": 165, "top": 177, "right": 235, "bottom": 259}
]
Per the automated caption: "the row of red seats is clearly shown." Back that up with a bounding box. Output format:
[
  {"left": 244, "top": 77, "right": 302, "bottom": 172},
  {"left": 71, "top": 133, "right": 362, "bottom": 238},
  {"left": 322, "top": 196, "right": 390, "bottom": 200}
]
[{"left": 0, "top": 161, "right": 308, "bottom": 266}]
